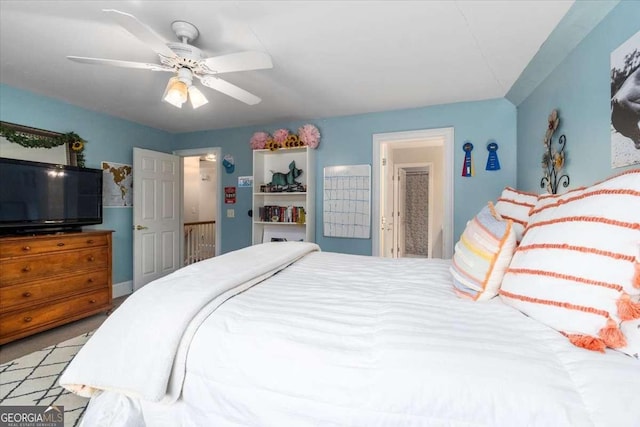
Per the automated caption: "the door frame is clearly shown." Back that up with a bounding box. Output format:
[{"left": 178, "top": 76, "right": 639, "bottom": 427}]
[
  {"left": 393, "top": 162, "right": 434, "bottom": 258},
  {"left": 173, "top": 147, "right": 223, "bottom": 263},
  {"left": 372, "top": 127, "right": 454, "bottom": 258},
  {"left": 393, "top": 166, "right": 406, "bottom": 258}
]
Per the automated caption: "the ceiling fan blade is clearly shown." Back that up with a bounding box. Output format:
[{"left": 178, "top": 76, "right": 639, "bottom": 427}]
[
  {"left": 202, "top": 51, "right": 273, "bottom": 74},
  {"left": 67, "top": 56, "right": 174, "bottom": 72},
  {"left": 199, "top": 75, "right": 262, "bottom": 105},
  {"left": 103, "top": 9, "right": 177, "bottom": 59}
]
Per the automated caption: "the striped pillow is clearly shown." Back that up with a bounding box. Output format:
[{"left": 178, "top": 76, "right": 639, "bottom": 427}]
[
  {"left": 499, "top": 169, "right": 640, "bottom": 353},
  {"left": 494, "top": 187, "right": 537, "bottom": 243},
  {"left": 450, "top": 202, "right": 517, "bottom": 301}
]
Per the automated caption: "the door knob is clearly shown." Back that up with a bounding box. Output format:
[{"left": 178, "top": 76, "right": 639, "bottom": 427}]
[{"left": 134, "top": 225, "right": 148, "bottom": 230}]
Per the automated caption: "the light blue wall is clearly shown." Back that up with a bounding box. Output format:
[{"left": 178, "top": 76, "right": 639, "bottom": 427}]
[
  {"left": 0, "top": 84, "right": 175, "bottom": 284},
  {"left": 516, "top": 1, "right": 640, "bottom": 192},
  {"left": 5, "top": 1, "right": 629, "bottom": 279},
  {"left": 0, "top": 85, "right": 517, "bottom": 275},
  {"left": 174, "top": 98, "right": 517, "bottom": 255}
]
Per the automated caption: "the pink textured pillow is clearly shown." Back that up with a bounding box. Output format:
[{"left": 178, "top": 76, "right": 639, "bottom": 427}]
[
  {"left": 500, "top": 169, "right": 640, "bottom": 353},
  {"left": 494, "top": 187, "right": 537, "bottom": 243}
]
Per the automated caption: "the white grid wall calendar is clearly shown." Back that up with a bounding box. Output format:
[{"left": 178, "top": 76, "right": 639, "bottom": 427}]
[{"left": 323, "top": 164, "right": 371, "bottom": 238}]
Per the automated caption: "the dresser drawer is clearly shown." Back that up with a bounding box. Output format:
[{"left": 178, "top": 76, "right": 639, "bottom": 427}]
[
  {"left": 0, "top": 289, "right": 110, "bottom": 338},
  {"left": 0, "top": 233, "right": 108, "bottom": 259},
  {"left": 0, "top": 269, "right": 108, "bottom": 311},
  {"left": 0, "top": 247, "right": 110, "bottom": 286}
]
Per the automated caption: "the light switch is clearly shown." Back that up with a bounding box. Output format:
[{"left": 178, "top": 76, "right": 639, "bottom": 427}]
[{"left": 227, "top": 209, "right": 235, "bottom": 218}]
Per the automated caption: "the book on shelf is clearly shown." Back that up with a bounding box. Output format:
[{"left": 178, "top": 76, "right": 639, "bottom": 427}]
[{"left": 258, "top": 205, "right": 306, "bottom": 223}]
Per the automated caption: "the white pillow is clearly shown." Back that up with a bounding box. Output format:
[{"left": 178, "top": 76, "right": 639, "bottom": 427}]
[
  {"left": 500, "top": 169, "right": 640, "bottom": 353},
  {"left": 494, "top": 187, "right": 537, "bottom": 243},
  {"left": 620, "top": 318, "right": 640, "bottom": 360}
]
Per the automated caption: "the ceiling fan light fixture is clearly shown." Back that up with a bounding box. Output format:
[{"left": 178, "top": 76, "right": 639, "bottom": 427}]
[
  {"left": 163, "top": 77, "right": 188, "bottom": 108},
  {"left": 70, "top": 11, "right": 272, "bottom": 109},
  {"left": 188, "top": 85, "right": 209, "bottom": 109}
]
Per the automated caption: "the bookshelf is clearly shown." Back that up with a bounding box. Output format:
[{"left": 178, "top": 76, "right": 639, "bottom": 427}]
[{"left": 252, "top": 147, "right": 315, "bottom": 244}]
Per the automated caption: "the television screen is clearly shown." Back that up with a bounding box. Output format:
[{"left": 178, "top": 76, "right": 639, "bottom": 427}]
[{"left": 0, "top": 157, "right": 103, "bottom": 232}]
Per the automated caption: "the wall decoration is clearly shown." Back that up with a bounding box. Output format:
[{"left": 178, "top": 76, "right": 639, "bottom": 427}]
[
  {"left": 0, "top": 121, "right": 86, "bottom": 167},
  {"left": 610, "top": 29, "right": 640, "bottom": 168},
  {"left": 222, "top": 154, "right": 235, "bottom": 174},
  {"left": 485, "top": 140, "right": 501, "bottom": 171},
  {"left": 298, "top": 124, "right": 320, "bottom": 148},
  {"left": 268, "top": 160, "right": 304, "bottom": 192},
  {"left": 224, "top": 186, "right": 236, "bottom": 204},
  {"left": 249, "top": 124, "right": 321, "bottom": 150},
  {"left": 323, "top": 164, "right": 371, "bottom": 239},
  {"left": 461, "top": 141, "right": 474, "bottom": 177},
  {"left": 540, "top": 109, "right": 569, "bottom": 194},
  {"left": 273, "top": 128, "right": 290, "bottom": 147},
  {"left": 101, "top": 161, "right": 133, "bottom": 207},
  {"left": 238, "top": 176, "right": 253, "bottom": 188},
  {"left": 250, "top": 131, "right": 269, "bottom": 150}
]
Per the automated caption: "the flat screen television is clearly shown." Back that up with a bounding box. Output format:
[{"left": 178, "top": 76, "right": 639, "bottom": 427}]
[{"left": 0, "top": 157, "right": 103, "bottom": 234}]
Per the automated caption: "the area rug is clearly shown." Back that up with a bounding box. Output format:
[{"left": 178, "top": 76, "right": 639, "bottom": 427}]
[{"left": 0, "top": 331, "right": 93, "bottom": 427}]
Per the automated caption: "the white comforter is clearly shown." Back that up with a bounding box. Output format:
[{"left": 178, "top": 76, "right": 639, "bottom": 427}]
[
  {"left": 60, "top": 241, "right": 319, "bottom": 403},
  {"left": 73, "top": 247, "right": 640, "bottom": 426}
]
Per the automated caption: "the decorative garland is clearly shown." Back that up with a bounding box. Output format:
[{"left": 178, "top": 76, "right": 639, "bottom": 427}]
[
  {"left": 0, "top": 124, "right": 87, "bottom": 167},
  {"left": 250, "top": 124, "right": 320, "bottom": 151}
]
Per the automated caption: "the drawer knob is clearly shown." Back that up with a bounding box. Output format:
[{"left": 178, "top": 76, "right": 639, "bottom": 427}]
[
  {"left": 89, "top": 299, "right": 96, "bottom": 304},
  {"left": 57, "top": 242, "right": 65, "bottom": 247},
  {"left": 22, "top": 292, "right": 32, "bottom": 298},
  {"left": 87, "top": 278, "right": 94, "bottom": 283},
  {"left": 87, "top": 239, "right": 94, "bottom": 244},
  {"left": 24, "top": 316, "right": 32, "bottom": 323},
  {"left": 88, "top": 256, "right": 95, "bottom": 262},
  {"left": 22, "top": 246, "right": 31, "bottom": 252},
  {"left": 22, "top": 266, "right": 31, "bottom": 272}
]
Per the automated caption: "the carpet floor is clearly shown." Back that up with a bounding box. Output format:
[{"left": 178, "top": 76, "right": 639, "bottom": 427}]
[{"left": 0, "top": 331, "right": 93, "bottom": 427}]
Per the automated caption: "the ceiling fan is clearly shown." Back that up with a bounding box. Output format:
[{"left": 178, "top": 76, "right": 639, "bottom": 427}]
[{"left": 67, "top": 9, "right": 273, "bottom": 109}]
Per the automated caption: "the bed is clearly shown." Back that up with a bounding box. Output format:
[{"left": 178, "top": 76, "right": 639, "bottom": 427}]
[
  {"left": 60, "top": 240, "right": 640, "bottom": 427},
  {"left": 62, "top": 167, "right": 640, "bottom": 427}
]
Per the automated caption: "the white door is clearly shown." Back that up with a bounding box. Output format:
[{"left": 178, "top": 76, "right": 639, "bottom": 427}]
[{"left": 133, "top": 148, "right": 180, "bottom": 291}]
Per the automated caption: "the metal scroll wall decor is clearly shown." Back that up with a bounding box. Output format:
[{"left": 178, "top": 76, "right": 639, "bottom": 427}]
[{"left": 540, "top": 109, "right": 569, "bottom": 194}]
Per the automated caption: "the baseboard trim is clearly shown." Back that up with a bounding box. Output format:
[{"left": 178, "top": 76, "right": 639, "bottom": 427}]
[{"left": 113, "top": 280, "right": 133, "bottom": 298}]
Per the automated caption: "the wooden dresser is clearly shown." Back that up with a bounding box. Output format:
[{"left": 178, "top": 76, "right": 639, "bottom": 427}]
[{"left": 0, "top": 230, "right": 113, "bottom": 344}]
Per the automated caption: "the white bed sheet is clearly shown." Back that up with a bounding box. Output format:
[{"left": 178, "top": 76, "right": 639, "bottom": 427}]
[{"left": 135, "top": 251, "right": 640, "bottom": 427}]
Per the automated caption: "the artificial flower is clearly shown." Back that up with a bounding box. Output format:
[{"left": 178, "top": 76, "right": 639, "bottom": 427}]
[
  {"left": 273, "top": 128, "right": 290, "bottom": 145},
  {"left": 554, "top": 152, "right": 564, "bottom": 170},
  {"left": 250, "top": 131, "right": 269, "bottom": 150},
  {"left": 544, "top": 109, "right": 559, "bottom": 144},
  {"left": 71, "top": 140, "right": 84, "bottom": 152},
  {"left": 298, "top": 124, "right": 320, "bottom": 149},
  {"left": 266, "top": 137, "right": 279, "bottom": 151}
]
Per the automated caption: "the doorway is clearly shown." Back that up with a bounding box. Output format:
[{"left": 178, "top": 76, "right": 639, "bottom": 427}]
[
  {"left": 372, "top": 128, "right": 454, "bottom": 259},
  {"left": 391, "top": 163, "right": 433, "bottom": 258},
  {"left": 174, "top": 147, "right": 222, "bottom": 264},
  {"left": 132, "top": 147, "right": 222, "bottom": 291}
]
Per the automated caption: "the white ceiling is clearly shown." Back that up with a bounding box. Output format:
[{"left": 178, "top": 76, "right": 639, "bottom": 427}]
[{"left": 0, "top": 1, "right": 575, "bottom": 134}]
